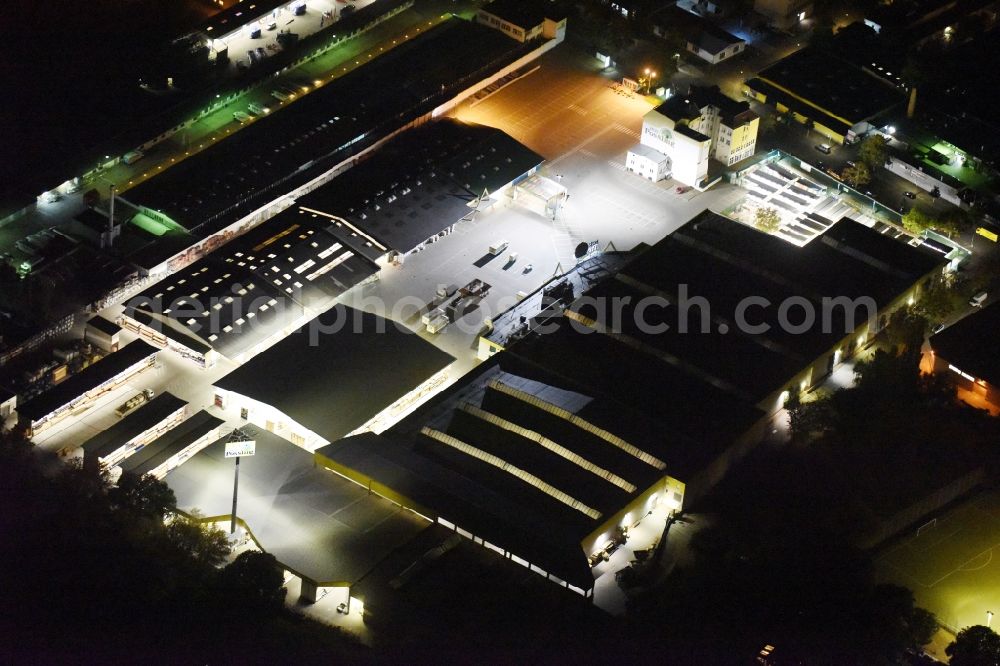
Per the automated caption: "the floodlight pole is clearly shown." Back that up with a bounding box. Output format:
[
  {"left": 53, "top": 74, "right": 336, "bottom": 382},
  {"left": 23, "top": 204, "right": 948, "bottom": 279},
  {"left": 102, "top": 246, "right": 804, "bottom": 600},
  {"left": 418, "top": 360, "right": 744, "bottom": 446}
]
[{"left": 231, "top": 456, "right": 240, "bottom": 534}]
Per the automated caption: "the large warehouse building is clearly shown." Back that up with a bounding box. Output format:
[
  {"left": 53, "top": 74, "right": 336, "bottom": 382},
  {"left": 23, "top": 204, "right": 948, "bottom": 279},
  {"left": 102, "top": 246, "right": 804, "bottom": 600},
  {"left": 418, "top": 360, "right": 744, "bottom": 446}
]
[
  {"left": 211, "top": 306, "right": 455, "bottom": 451},
  {"left": 313, "top": 211, "right": 945, "bottom": 597},
  {"left": 17, "top": 340, "right": 159, "bottom": 437},
  {"left": 120, "top": 119, "right": 541, "bottom": 365},
  {"left": 296, "top": 119, "right": 544, "bottom": 260},
  {"left": 119, "top": 19, "right": 532, "bottom": 276},
  {"left": 122, "top": 205, "right": 379, "bottom": 364},
  {"left": 742, "top": 47, "right": 904, "bottom": 144},
  {"left": 317, "top": 360, "right": 696, "bottom": 597}
]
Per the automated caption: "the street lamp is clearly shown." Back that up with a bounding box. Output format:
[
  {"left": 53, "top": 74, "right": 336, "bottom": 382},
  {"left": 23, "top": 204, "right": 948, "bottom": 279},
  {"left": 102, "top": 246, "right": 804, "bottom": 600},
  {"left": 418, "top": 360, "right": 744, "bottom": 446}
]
[{"left": 641, "top": 68, "right": 657, "bottom": 95}]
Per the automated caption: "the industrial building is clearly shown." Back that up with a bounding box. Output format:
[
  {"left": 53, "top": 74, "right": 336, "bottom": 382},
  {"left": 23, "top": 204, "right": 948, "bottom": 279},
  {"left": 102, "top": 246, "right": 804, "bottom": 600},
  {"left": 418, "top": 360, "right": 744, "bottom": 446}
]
[
  {"left": 121, "top": 19, "right": 530, "bottom": 276},
  {"left": 80, "top": 393, "right": 188, "bottom": 468},
  {"left": 313, "top": 210, "right": 944, "bottom": 596},
  {"left": 118, "top": 410, "right": 225, "bottom": 480},
  {"left": 651, "top": 7, "right": 746, "bottom": 65},
  {"left": 120, "top": 119, "right": 540, "bottom": 367},
  {"left": 686, "top": 23, "right": 746, "bottom": 64},
  {"left": 628, "top": 85, "right": 758, "bottom": 186},
  {"left": 562, "top": 211, "right": 944, "bottom": 418},
  {"left": 296, "top": 119, "right": 544, "bottom": 260},
  {"left": 122, "top": 206, "right": 379, "bottom": 364},
  {"left": 928, "top": 302, "right": 1000, "bottom": 413},
  {"left": 17, "top": 340, "right": 159, "bottom": 437},
  {"left": 84, "top": 316, "right": 122, "bottom": 353},
  {"left": 317, "top": 360, "right": 694, "bottom": 597},
  {"left": 212, "top": 306, "right": 454, "bottom": 451},
  {"left": 743, "top": 47, "right": 904, "bottom": 144},
  {"left": 476, "top": 0, "right": 568, "bottom": 43},
  {"left": 166, "top": 428, "right": 429, "bottom": 604}
]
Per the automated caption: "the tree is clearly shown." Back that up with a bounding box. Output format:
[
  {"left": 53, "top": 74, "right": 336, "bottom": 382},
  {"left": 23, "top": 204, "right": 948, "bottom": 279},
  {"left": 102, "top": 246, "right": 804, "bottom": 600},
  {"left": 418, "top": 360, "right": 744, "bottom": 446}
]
[
  {"left": 946, "top": 625, "right": 1000, "bottom": 666},
  {"left": 884, "top": 306, "right": 929, "bottom": 353},
  {"left": 219, "top": 551, "right": 287, "bottom": 611},
  {"left": 918, "top": 273, "right": 963, "bottom": 322},
  {"left": 109, "top": 471, "right": 177, "bottom": 520},
  {"left": 166, "top": 515, "right": 231, "bottom": 568},
  {"left": 909, "top": 607, "right": 940, "bottom": 648},
  {"left": 902, "top": 207, "right": 936, "bottom": 235},
  {"left": 755, "top": 206, "right": 782, "bottom": 233},
  {"left": 841, "top": 161, "right": 871, "bottom": 188},
  {"left": 865, "top": 585, "right": 939, "bottom": 650},
  {"left": 859, "top": 135, "right": 889, "bottom": 170}
]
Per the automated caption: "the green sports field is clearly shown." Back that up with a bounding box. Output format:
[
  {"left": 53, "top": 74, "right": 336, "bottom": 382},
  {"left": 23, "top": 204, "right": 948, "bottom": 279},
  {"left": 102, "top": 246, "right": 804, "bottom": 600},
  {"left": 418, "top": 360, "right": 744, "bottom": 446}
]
[{"left": 876, "top": 488, "right": 1000, "bottom": 632}]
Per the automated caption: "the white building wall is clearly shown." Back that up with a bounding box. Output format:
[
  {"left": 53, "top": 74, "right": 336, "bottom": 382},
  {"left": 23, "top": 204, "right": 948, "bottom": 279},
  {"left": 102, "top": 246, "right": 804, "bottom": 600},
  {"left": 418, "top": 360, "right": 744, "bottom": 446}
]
[
  {"left": 671, "top": 132, "right": 711, "bottom": 186},
  {"left": 639, "top": 110, "right": 711, "bottom": 186},
  {"left": 625, "top": 150, "right": 670, "bottom": 182}
]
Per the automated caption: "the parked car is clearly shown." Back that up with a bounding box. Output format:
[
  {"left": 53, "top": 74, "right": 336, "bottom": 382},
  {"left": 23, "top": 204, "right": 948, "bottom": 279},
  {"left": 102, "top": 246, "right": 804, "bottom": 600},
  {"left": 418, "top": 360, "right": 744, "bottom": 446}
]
[
  {"left": 233, "top": 111, "right": 252, "bottom": 124},
  {"left": 931, "top": 322, "right": 946, "bottom": 334},
  {"left": 271, "top": 89, "right": 291, "bottom": 102}
]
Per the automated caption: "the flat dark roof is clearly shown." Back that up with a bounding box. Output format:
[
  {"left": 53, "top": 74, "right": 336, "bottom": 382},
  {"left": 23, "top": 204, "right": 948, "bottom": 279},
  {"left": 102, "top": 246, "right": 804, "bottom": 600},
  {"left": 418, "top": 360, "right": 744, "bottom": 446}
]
[
  {"left": 214, "top": 305, "right": 454, "bottom": 443},
  {"left": 297, "top": 119, "right": 543, "bottom": 254},
  {"left": 86, "top": 315, "right": 122, "bottom": 337},
  {"left": 120, "top": 410, "right": 224, "bottom": 477},
  {"left": 124, "top": 19, "right": 526, "bottom": 270},
  {"left": 564, "top": 211, "right": 942, "bottom": 405},
  {"left": 674, "top": 124, "right": 711, "bottom": 142},
  {"left": 18, "top": 340, "right": 159, "bottom": 422},
  {"left": 505, "top": 322, "right": 762, "bottom": 465},
  {"left": 753, "top": 47, "right": 903, "bottom": 127},
  {"left": 315, "top": 354, "right": 728, "bottom": 591},
  {"left": 930, "top": 302, "right": 1000, "bottom": 387},
  {"left": 319, "top": 431, "right": 595, "bottom": 590},
  {"left": 81, "top": 392, "right": 188, "bottom": 461}
]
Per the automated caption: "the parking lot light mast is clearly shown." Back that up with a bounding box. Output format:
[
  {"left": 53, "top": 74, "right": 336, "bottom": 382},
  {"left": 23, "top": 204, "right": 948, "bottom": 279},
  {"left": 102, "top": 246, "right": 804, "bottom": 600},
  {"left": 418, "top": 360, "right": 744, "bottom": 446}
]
[{"left": 224, "top": 428, "right": 256, "bottom": 535}]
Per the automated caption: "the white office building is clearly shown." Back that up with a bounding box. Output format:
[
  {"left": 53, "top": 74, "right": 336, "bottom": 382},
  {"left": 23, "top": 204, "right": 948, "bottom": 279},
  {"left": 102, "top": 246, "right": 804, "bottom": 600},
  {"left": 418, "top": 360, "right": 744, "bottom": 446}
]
[{"left": 627, "top": 85, "right": 758, "bottom": 187}]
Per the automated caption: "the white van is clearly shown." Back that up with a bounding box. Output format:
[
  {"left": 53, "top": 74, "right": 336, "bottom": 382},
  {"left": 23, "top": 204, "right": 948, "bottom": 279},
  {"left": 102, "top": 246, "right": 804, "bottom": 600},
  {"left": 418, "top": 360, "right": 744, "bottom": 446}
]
[
  {"left": 815, "top": 143, "right": 832, "bottom": 155},
  {"left": 489, "top": 239, "right": 509, "bottom": 255}
]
